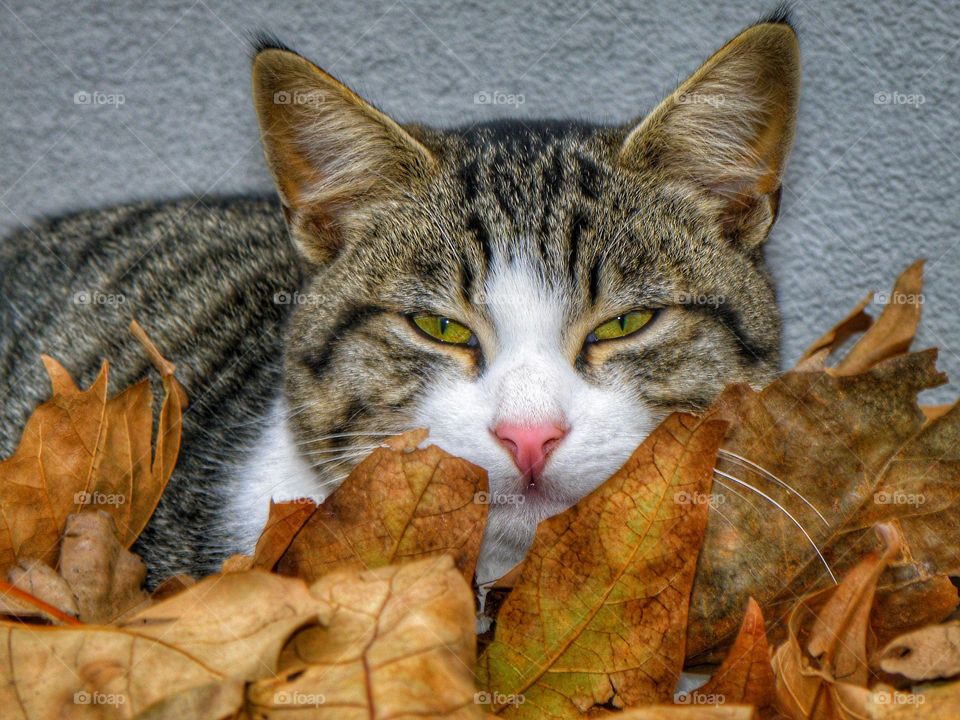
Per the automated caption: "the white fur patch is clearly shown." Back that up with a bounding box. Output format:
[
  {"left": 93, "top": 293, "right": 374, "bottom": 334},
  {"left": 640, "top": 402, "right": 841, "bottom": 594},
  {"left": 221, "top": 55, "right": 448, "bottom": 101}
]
[
  {"left": 229, "top": 397, "right": 328, "bottom": 553},
  {"left": 413, "top": 253, "right": 658, "bottom": 582}
]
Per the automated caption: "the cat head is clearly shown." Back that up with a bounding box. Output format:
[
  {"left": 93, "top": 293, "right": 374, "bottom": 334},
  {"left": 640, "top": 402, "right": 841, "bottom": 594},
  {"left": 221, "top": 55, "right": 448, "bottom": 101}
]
[{"left": 251, "top": 14, "right": 799, "bottom": 579}]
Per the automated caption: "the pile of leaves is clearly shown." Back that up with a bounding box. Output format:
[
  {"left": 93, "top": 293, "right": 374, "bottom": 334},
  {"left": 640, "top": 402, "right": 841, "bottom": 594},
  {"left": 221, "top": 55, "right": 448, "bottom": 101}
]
[{"left": 2, "top": 264, "right": 960, "bottom": 719}]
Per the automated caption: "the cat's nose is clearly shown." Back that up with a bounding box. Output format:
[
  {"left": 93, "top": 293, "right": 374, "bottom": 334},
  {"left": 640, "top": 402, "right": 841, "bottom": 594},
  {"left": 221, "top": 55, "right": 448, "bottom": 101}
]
[{"left": 492, "top": 421, "right": 568, "bottom": 480}]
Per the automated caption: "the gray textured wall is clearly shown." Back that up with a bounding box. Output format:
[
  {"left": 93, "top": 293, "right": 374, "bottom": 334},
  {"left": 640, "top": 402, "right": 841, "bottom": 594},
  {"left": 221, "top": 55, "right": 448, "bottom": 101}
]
[{"left": 1, "top": 1, "right": 958, "bottom": 399}]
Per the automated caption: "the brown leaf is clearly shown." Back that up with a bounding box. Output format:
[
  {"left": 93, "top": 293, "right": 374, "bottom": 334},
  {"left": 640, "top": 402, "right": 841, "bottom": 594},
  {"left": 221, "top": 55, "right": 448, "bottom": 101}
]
[
  {"left": 477, "top": 414, "right": 726, "bottom": 717},
  {"left": 832, "top": 261, "right": 924, "bottom": 375},
  {"left": 0, "top": 623, "right": 230, "bottom": 719},
  {"left": 276, "top": 429, "right": 488, "bottom": 582},
  {"left": 797, "top": 293, "right": 873, "bottom": 366},
  {"left": 251, "top": 499, "right": 316, "bottom": 570},
  {"left": 0, "top": 324, "right": 186, "bottom": 575},
  {"left": 692, "top": 598, "right": 774, "bottom": 708},
  {"left": 247, "top": 555, "right": 482, "bottom": 719},
  {"left": 772, "top": 524, "right": 899, "bottom": 720},
  {"left": 5, "top": 559, "right": 78, "bottom": 620},
  {"left": 872, "top": 574, "right": 958, "bottom": 650},
  {"left": 877, "top": 621, "right": 960, "bottom": 681},
  {"left": 121, "top": 570, "right": 319, "bottom": 681},
  {"left": 59, "top": 511, "right": 151, "bottom": 623},
  {"left": 688, "top": 349, "right": 950, "bottom": 660}
]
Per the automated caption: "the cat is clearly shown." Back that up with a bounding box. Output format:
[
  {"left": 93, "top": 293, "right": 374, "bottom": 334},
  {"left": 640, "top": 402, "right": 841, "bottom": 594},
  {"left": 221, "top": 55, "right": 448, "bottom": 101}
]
[{"left": 0, "top": 9, "right": 799, "bottom": 586}]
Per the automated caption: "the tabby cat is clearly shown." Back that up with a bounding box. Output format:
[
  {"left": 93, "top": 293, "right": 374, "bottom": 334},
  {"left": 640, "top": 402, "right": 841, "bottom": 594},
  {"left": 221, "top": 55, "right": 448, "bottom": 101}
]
[{"left": 0, "top": 10, "right": 799, "bottom": 585}]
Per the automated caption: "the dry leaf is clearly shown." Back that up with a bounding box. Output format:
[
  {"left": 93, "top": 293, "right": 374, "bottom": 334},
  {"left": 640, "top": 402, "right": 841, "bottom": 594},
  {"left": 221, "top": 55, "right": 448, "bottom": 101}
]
[
  {"left": 797, "top": 292, "right": 873, "bottom": 366},
  {"left": 691, "top": 598, "right": 774, "bottom": 708},
  {"left": 277, "top": 429, "right": 488, "bottom": 582},
  {"left": 121, "top": 570, "right": 319, "bottom": 681},
  {"left": 832, "top": 261, "right": 924, "bottom": 375},
  {"left": 0, "top": 623, "right": 230, "bottom": 719},
  {"left": 772, "top": 524, "right": 899, "bottom": 720},
  {"left": 0, "top": 323, "right": 185, "bottom": 575},
  {"left": 247, "top": 555, "right": 482, "bottom": 719},
  {"left": 5, "top": 559, "right": 78, "bottom": 620},
  {"left": 251, "top": 499, "right": 316, "bottom": 570},
  {"left": 877, "top": 621, "right": 960, "bottom": 681},
  {"left": 59, "top": 511, "right": 151, "bottom": 623},
  {"left": 871, "top": 574, "right": 958, "bottom": 650},
  {"left": 477, "top": 414, "right": 726, "bottom": 717}
]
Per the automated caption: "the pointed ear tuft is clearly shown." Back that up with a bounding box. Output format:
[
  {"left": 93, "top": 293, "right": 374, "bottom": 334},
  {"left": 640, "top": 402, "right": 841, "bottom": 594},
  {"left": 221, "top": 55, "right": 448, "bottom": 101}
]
[
  {"left": 252, "top": 48, "right": 434, "bottom": 264},
  {"left": 620, "top": 21, "right": 800, "bottom": 247}
]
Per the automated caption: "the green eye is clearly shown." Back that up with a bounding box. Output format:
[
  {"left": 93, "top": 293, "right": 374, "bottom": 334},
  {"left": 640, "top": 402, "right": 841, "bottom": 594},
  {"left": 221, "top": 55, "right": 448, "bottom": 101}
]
[
  {"left": 588, "top": 310, "right": 654, "bottom": 342},
  {"left": 412, "top": 315, "right": 477, "bottom": 346}
]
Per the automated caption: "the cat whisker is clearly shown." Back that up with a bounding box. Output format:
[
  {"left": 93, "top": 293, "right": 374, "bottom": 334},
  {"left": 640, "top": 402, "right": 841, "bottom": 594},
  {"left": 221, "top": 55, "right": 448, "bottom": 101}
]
[
  {"left": 713, "top": 470, "right": 837, "bottom": 584},
  {"left": 292, "top": 430, "right": 410, "bottom": 447},
  {"left": 717, "top": 449, "right": 829, "bottom": 526},
  {"left": 302, "top": 444, "right": 383, "bottom": 457}
]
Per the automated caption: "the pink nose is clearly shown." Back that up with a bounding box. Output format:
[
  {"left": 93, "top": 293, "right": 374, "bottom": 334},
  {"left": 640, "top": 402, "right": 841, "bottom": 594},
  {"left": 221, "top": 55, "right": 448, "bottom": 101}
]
[{"left": 493, "top": 422, "right": 568, "bottom": 479}]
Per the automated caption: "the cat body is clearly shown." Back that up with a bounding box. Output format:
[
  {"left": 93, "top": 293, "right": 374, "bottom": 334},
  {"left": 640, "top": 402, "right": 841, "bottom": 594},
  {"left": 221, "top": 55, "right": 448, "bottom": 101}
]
[{"left": 0, "top": 12, "right": 799, "bottom": 584}]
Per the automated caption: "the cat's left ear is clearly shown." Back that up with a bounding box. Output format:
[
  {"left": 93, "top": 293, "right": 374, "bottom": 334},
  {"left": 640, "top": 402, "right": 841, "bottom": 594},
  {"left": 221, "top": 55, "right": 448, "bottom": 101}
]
[
  {"left": 620, "top": 17, "right": 800, "bottom": 247},
  {"left": 252, "top": 42, "right": 434, "bottom": 264}
]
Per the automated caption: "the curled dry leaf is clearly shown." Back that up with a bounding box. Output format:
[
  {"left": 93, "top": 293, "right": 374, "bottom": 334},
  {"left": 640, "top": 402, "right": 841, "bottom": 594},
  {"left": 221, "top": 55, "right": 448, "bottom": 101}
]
[
  {"left": 796, "top": 292, "right": 873, "bottom": 367},
  {"left": 772, "top": 524, "right": 900, "bottom": 720},
  {"left": 831, "top": 260, "right": 924, "bottom": 376},
  {"left": 276, "top": 429, "right": 488, "bottom": 582},
  {"left": 248, "top": 555, "right": 482, "bottom": 719},
  {"left": 0, "top": 322, "right": 185, "bottom": 575},
  {"left": 478, "top": 414, "right": 727, "bottom": 717},
  {"left": 690, "top": 598, "right": 774, "bottom": 709},
  {"left": 877, "top": 621, "right": 960, "bottom": 681}
]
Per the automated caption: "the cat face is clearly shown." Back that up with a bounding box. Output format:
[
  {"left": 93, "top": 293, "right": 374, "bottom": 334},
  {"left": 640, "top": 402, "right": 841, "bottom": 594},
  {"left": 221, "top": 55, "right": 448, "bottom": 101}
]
[{"left": 252, "top": 17, "right": 799, "bottom": 580}]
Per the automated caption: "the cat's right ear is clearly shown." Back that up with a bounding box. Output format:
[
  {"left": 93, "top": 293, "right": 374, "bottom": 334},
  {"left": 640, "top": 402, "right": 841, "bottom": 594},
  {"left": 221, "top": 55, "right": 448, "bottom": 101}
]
[{"left": 252, "top": 43, "right": 434, "bottom": 264}]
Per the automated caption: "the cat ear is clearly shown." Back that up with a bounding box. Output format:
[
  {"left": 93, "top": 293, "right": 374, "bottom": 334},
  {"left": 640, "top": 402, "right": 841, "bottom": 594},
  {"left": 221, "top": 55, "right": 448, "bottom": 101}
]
[
  {"left": 620, "top": 18, "right": 799, "bottom": 247},
  {"left": 252, "top": 43, "right": 434, "bottom": 263}
]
